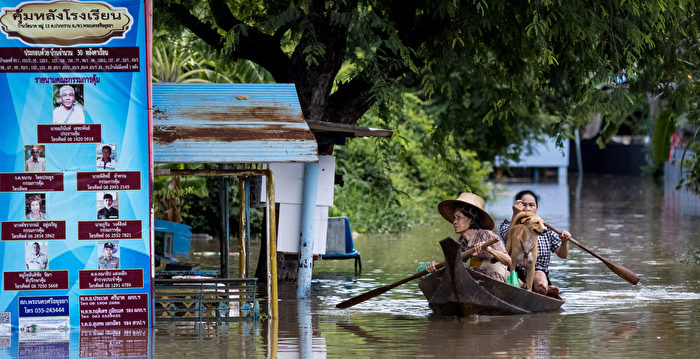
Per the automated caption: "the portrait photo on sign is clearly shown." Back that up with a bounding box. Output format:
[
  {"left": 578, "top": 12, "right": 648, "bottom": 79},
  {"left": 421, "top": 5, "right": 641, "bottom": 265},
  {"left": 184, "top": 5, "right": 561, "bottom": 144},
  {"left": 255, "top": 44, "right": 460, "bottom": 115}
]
[
  {"left": 96, "top": 144, "right": 117, "bottom": 170},
  {"left": 25, "top": 241, "right": 48, "bottom": 270},
  {"left": 97, "top": 241, "right": 119, "bottom": 269},
  {"left": 52, "top": 83, "right": 85, "bottom": 124},
  {"left": 25, "top": 193, "right": 46, "bottom": 221},
  {"left": 24, "top": 145, "right": 46, "bottom": 172},
  {"left": 96, "top": 192, "right": 119, "bottom": 219}
]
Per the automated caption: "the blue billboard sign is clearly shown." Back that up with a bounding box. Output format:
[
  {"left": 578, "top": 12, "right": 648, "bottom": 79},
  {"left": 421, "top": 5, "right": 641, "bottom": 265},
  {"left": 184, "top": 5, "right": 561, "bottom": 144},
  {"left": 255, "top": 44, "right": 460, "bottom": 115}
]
[{"left": 0, "top": 0, "right": 152, "bottom": 335}]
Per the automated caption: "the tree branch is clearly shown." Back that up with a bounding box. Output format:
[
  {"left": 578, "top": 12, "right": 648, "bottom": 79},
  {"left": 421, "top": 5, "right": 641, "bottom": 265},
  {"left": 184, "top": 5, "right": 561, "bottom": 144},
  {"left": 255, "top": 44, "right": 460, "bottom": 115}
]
[
  {"left": 159, "top": 0, "right": 223, "bottom": 49},
  {"left": 325, "top": 50, "right": 409, "bottom": 125},
  {"left": 207, "top": 0, "right": 239, "bottom": 30},
  {"left": 326, "top": 77, "right": 375, "bottom": 125},
  {"left": 272, "top": 7, "right": 303, "bottom": 42},
  {"left": 234, "top": 33, "right": 291, "bottom": 82},
  {"left": 160, "top": 0, "right": 291, "bottom": 81}
]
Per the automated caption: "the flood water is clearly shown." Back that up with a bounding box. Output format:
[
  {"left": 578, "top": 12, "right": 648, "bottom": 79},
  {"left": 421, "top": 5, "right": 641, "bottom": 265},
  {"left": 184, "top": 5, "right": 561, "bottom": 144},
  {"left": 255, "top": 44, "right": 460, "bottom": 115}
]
[{"left": 155, "top": 174, "right": 700, "bottom": 358}]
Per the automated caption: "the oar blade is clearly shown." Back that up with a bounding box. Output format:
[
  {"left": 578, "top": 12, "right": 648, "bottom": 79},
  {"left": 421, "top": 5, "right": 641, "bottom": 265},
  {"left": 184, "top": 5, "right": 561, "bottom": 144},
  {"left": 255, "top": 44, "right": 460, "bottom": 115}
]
[{"left": 605, "top": 262, "right": 640, "bottom": 285}]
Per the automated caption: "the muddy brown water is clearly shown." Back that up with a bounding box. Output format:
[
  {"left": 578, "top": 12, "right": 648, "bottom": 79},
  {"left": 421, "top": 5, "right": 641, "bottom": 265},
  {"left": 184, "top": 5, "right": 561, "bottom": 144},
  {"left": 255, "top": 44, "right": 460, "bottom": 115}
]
[{"left": 155, "top": 175, "right": 700, "bottom": 358}]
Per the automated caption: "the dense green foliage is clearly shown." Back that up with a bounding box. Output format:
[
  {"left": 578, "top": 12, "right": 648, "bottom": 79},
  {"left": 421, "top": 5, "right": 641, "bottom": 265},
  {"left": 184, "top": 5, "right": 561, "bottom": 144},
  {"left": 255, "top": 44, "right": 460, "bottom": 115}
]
[
  {"left": 151, "top": 37, "right": 274, "bottom": 83},
  {"left": 154, "top": 0, "right": 700, "bottom": 193},
  {"left": 331, "top": 93, "right": 492, "bottom": 232},
  {"left": 152, "top": 0, "right": 700, "bottom": 234}
]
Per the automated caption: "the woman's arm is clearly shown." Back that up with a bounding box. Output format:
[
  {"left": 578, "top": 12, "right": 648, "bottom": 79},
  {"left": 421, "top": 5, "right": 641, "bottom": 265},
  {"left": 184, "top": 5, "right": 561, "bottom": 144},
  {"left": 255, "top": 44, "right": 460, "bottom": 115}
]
[
  {"left": 510, "top": 199, "right": 524, "bottom": 221},
  {"left": 472, "top": 232, "right": 512, "bottom": 268},
  {"left": 554, "top": 230, "right": 571, "bottom": 258},
  {"left": 474, "top": 242, "right": 512, "bottom": 267}
]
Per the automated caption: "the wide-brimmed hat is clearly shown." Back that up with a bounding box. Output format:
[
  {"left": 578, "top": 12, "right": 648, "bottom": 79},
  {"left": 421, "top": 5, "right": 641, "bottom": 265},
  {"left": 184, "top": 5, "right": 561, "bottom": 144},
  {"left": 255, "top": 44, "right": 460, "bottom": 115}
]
[{"left": 437, "top": 192, "right": 495, "bottom": 230}]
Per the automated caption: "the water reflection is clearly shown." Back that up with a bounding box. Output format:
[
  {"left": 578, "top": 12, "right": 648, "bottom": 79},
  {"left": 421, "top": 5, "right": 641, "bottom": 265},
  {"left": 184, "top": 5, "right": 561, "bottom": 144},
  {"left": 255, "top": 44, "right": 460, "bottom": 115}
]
[
  {"left": 419, "top": 314, "right": 563, "bottom": 358},
  {"left": 151, "top": 299, "right": 700, "bottom": 358},
  {"left": 0, "top": 328, "right": 153, "bottom": 359},
  {"left": 79, "top": 328, "right": 150, "bottom": 357},
  {"left": 155, "top": 321, "right": 258, "bottom": 357},
  {"left": 283, "top": 300, "right": 323, "bottom": 358},
  {"left": 18, "top": 340, "right": 69, "bottom": 358}
]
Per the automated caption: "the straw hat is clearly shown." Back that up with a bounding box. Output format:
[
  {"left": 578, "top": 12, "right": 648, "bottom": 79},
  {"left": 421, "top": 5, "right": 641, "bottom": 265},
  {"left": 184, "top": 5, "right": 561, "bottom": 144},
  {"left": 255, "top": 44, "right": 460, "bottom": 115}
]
[{"left": 437, "top": 192, "right": 494, "bottom": 230}]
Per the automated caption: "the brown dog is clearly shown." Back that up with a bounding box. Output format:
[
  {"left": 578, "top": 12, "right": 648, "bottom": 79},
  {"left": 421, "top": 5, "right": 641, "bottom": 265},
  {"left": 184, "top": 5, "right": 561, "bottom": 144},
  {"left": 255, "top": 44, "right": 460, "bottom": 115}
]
[{"left": 506, "top": 211, "right": 546, "bottom": 291}]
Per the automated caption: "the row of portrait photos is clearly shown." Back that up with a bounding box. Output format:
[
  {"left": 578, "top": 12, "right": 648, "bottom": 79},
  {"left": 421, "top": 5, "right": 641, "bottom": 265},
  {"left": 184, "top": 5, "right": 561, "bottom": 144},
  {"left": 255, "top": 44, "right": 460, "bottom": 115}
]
[
  {"left": 24, "top": 143, "right": 118, "bottom": 172},
  {"left": 25, "top": 240, "right": 121, "bottom": 271}
]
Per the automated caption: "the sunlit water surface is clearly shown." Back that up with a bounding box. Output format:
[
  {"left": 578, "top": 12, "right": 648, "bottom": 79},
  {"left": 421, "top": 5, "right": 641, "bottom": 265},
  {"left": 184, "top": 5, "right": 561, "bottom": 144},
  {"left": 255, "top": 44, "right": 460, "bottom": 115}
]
[{"left": 153, "top": 175, "right": 700, "bottom": 358}]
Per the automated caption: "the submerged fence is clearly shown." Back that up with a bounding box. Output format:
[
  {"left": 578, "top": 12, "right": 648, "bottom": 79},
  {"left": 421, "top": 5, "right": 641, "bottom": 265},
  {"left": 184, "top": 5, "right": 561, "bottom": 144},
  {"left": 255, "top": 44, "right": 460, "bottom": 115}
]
[{"left": 154, "top": 277, "right": 258, "bottom": 322}]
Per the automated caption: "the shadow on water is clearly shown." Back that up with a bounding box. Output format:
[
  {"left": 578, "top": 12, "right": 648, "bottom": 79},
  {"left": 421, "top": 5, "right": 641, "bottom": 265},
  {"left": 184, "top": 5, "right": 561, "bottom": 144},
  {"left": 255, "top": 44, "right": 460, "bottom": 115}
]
[{"left": 150, "top": 174, "right": 700, "bottom": 358}]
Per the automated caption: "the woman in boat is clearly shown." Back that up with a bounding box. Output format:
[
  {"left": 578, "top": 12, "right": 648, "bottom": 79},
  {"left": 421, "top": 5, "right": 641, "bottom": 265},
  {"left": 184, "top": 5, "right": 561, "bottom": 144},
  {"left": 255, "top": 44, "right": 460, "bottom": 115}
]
[
  {"left": 499, "top": 190, "right": 571, "bottom": 297},
  {"left": 426, "top": 192, "right": 511, "bottom": 282}
]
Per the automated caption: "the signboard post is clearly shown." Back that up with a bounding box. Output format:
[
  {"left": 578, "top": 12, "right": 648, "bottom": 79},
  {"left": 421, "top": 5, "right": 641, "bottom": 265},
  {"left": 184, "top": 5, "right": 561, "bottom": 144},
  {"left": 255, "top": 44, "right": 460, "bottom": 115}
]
[{"left": 0, "top": 0, "right": 152, "bottom": 349}]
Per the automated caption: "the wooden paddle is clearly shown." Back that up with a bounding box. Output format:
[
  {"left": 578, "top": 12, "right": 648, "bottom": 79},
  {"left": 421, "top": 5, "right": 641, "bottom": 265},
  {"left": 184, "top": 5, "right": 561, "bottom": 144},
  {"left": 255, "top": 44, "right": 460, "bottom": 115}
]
[
  {"left": 544, "top": 222, "right": 639, "bottom": 285},
  {"left": 335, "top": 237, "right": 500, "bottom": 309}
]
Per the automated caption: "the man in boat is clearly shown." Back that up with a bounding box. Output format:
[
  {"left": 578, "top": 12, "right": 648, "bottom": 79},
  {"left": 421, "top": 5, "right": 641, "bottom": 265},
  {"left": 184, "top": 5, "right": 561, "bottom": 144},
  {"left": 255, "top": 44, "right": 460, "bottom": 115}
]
[
  {"left": 499, "top": 190, "right": 571, "bottom": 298},
  {"left": 426, "top": 193, "right": 511, "bottom": 282}
]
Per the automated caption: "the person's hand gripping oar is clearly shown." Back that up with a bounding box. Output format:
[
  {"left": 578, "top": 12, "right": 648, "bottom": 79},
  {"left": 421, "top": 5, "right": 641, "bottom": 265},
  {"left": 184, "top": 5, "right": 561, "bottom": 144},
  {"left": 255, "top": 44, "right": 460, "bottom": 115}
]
[{"left": 335, "top": 237, "right": 499, "bottom": 309}]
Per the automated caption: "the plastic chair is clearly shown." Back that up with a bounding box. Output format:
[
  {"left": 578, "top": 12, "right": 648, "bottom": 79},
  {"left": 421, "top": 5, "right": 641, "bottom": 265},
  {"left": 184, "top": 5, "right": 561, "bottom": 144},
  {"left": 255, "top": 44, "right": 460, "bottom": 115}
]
[{"left": 322, "top": 216, "right": 361, "bottom": 275}]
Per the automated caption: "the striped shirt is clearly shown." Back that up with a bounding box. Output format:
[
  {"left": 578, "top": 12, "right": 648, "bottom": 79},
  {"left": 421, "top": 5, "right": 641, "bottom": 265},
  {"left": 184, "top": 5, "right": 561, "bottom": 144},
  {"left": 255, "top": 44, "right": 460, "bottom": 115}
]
[{"left": 499, "top": 219, "right": 562, "bottom": 273}]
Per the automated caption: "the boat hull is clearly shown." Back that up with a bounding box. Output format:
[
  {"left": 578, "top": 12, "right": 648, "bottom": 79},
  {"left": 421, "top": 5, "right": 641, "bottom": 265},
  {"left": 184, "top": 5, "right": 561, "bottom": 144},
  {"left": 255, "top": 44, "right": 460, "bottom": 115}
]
[{"left": 418, "top": 237, "right": 564, "bottom": 316}]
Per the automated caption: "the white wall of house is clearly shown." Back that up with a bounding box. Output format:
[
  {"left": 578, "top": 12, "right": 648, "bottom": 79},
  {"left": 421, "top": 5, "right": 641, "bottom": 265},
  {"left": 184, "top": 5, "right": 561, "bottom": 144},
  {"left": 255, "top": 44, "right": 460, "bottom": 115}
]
[
  {"left": 263, "top": 156, "right": 335, "bottom": 254},
  {"left": 496, "top": 136, "right": 570, "bottom": 183}
]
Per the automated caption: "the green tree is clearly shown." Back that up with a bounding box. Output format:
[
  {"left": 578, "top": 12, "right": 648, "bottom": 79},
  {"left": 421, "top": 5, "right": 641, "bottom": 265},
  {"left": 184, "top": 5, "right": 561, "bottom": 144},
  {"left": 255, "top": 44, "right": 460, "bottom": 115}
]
[
  {"left": 154, "top": 0, "right": 699, "bottom": 187},
  {"left": 333, "top": 92, "right": 492, "bottom": 232}
]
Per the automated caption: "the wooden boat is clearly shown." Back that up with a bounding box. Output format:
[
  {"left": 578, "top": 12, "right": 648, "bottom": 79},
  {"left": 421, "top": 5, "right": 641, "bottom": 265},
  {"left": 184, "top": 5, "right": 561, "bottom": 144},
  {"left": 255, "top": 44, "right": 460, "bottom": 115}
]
[{"left": 418, "top": 237, "right": 564, "bottom": 316}]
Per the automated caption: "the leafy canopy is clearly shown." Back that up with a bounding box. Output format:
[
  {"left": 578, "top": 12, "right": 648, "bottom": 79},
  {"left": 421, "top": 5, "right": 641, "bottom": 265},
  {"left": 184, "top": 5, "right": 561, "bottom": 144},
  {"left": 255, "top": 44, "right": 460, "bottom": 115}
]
[{"left": 154, "top": 0, "right": 700, "bottom": 188}]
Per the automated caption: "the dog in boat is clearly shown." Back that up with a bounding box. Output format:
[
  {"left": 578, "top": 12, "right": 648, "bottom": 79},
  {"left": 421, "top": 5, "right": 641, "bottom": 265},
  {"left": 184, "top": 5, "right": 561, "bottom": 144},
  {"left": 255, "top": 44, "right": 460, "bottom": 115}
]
[{"left": 506, "top": 211, "right": 546, "bottom": 291}]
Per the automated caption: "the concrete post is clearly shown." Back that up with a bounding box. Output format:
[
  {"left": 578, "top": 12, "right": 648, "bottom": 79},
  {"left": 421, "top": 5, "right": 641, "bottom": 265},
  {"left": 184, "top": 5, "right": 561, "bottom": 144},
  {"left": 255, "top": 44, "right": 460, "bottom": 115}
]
[{"left": 296, "top": 162, "right": 319, "bottom": 298}]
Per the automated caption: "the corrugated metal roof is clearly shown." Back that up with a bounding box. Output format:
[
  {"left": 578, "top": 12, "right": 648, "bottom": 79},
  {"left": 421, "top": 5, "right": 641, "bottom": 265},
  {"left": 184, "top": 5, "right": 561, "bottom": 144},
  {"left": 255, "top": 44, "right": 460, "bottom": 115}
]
[{"left": 153, "top": 83, "right": 318, "bottom": 163}]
